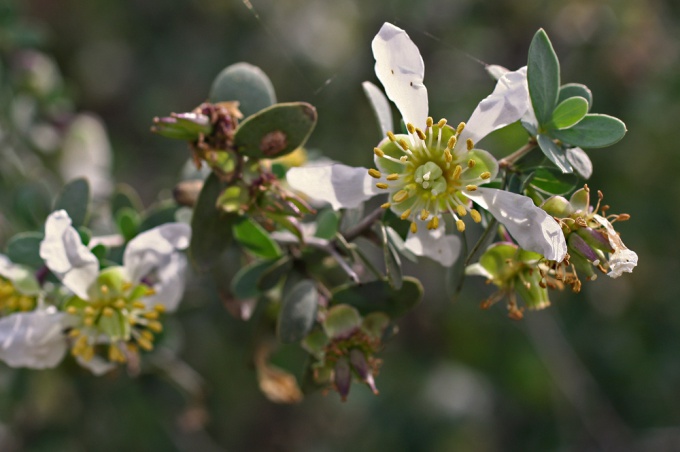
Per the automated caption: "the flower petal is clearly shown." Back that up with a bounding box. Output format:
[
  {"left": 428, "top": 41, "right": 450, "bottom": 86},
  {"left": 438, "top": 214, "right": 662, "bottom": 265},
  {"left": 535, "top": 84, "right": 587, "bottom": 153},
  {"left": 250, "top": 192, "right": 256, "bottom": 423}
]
[
  {"left": 362, "top": 81, "right": 393, "bottom": 137},
  {"left": 466, "top": 187, "right": 567, "bottom": 262},
  {"left": 287, "top": 164, "right": 381, "bottom": 211},
  {"left": 592, "top": 214, "right": 638, "bottom": 278},
  {"left": 40, "top": 210, "right": 99, "bottom": 299},
  {"left": 372, "top": 22, "right": 428, "bottom": 129},
  {"left": 0, "top": 254, "right": 41, "bottom": 296},
  {"left": 0, "top": 309, "right": 70, "bottom": 369},
  {"left": 404, "top": 226, "right": 461, "bottom": 267},
  {"left": 460, "top": 66, "right": 530, "bottom": 145},
  {"left": 123, "top": 223, "right": 191, "bottom": 312}
]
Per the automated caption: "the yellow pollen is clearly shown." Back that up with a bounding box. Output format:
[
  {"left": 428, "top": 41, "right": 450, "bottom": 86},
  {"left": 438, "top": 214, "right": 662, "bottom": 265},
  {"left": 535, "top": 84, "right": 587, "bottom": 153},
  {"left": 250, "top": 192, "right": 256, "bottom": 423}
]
[
  {"left": 456, "top": 219, "right": 466, "bottom": 232},
  {"left": 137, "top": 337, "right": 153, "bottom": 351},
  {"left": 466, "top": 185, "right": 478, "bottom": 191},
  {"left": 126, "top": 343, "right": 139, "bottom": 354},
  {"left": 100, "top": 285, "right": 109, "bottom": 296},
  {"left": 141, "top": 330, "right": 155, "bottom": 342},
  {"left": 456, "top": 205, "right": 467, "bottom": 217},
  {"left": 426, "top": 117, "right": 433, "bottom": 127},
  {"left": 480, "top": 171, "right": 491, "bottom": 180},
  {"left": 83, "top": 317, "right": 94, "bottom": 326},
  {"left": 154, "top": 304, "right": 166, "bottom": 313},
  {"left": 406, "top": 123, "right": 415, "bottom": 134},
  {"left": 114, "top": 299, "right": 126, "bottom": 309},
  {"left": 376, "top": 183, "right": 389, "bottom": 189},
  {"left": 410, "top": 222, "right": 418, "bottom": 234},
  {"left": 381, "top": 202, "right": 391, "bottom": 209},
  {"left": 122, "top": 282, "right": 133, "bottom": 291},
  {"left": 84, "top": 306, "right": 95, "bottom": 315},
  {"left": 68, "top": 329, "right": 81, "bottom": 338},
  {"left": 466, "top": 138, "right": 474, "bottom": 150},
  {"left": 387, "top": 131, "right": 396, "bottom": 142},
  {"left": 399, "top": 156, "right": 408, "bottom": 162},
  {"left": 393, "top": 190, "right": 409, "bottom": 202},
  {"left": 373, "top": 147, "right": 385, "bottom": 157},
  {"left": 471, "top": 209, "right": 482, "bottom": 223},
  {"left": 468, "top": 159, "right": 476, "bottom": 168},
  {"left": 147, "top": 321, "right": 163, "bottom": 333},
  {"left": 368, "top": 168, "right": 381, "bottom": 179},
  {"left": 456, "top": 122, "right": 465, "bottom": 135},
  {"left": 67, "top": 306, "right": 78, "bottom": 315},
  {"left": 145, "top": 287, "right": 156, "bottom": 296},
  {"left": 398, "top": 139, "right": 409, "bottom": 151},
  {"left": 444, "top": 149, "right": 453, "bottom": 163},
  {"left": 102, "top": 307, "right": 115, "bottom": 317},
  {"left": 400, "top": 209, "right": 412, "bottom": 220},
  {"left": 453, "top": 165, "right": 462, "bottom": 179},
  {"left": 416, "top": 128, "right": 426, "bottom": 140},
  {"left": 437, "top": 119, "right": 447, "bottom": 128},
  {"left": 81, "top": 346, "right": 95, "bottom": 362},
  {"left": 143, "top": 310, "right": 159, "bottom": 320},
  {"left": 133, "top": 301, "right": 146, "bottom": 310},
  {"left": 420, "top": 209, "right": 430, "bottom": 221},
  {"left": 19, "top": 297, "right": 32, "bottom": 311},
  {"left": 109, "top": 345, "right": 126, "bottom": 363},
  {"left": 386, "top": 173, "right": 399, "bottom": 181},
  {"left": 74, "top": 335, "right": 88, "bottom": 350},
  {"left": 447, "top": 136, "right": 457, "bottom": 149},
  {"left": 427, "top": 217, "right": 439, "bottom": 230}
]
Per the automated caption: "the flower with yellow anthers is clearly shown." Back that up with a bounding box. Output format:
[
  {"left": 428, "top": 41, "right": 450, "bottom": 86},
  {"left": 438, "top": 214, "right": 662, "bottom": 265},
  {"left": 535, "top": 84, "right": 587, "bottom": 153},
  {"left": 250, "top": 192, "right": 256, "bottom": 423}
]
[
  {"left": 40, "top": 210, "right": 191, "bottom": 374},
  {"left": 288, "top": 23, "right": 566, "bottom": 266}
]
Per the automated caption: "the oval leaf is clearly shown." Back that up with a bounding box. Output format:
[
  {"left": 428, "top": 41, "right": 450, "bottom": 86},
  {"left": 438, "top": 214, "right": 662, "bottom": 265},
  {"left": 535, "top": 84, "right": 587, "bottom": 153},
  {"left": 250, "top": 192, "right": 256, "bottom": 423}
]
[
  {"left": 537, "top": 134, "right": 572, "bottom": 174},
  {"left": 548, "top": 96, "right": 588, "bottom": 130},
  {"left": 277, "top": 279, "right": 318, "bottom": 343},
  {"left": 233, "top": 102, "right": 317, "bottom": 160},
  {"left": 529, "top": 168, "right": 580, "bottom": 195},
  {"left": 550, "top": 114, "right": 627, "bottom": 148},
  {"left": 528, "top": 29, "right": 560, "bottom": 126},
  {"left": 233, "top": 218, "right": 281, "bottom": 259},
  {"left": 380, "top": 224, "right": 402, "bottom": 290},
  {"left": 209, "top": 62, "right": 276, "bottom": 118},
  {"left": 53, "top": 178, "right": 90, "bottom": 227},
  {"left": 330, "top": 277, "right": 423, "bottom": 319},
  {"left": 558, "top": 83, "right": 592, "bottom": 110},
  {"left": 231, "top": 259, "right": 278, "bottom": 300},
  {"left": 6, "top": 232, "right": 45, "bottom": 269}
]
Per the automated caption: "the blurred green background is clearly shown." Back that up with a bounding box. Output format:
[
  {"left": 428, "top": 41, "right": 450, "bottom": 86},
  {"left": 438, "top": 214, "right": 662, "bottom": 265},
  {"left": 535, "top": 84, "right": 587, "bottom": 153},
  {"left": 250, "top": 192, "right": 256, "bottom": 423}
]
[{"left": 1, "top": 0, "right": 678, "bottom": 450}]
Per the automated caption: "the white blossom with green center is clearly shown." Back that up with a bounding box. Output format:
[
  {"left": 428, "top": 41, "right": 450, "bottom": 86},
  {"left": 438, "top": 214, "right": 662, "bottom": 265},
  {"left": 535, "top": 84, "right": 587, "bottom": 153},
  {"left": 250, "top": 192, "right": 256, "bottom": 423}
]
[{"left": 40, "top": 210, "right": 191, "bottom": 374}]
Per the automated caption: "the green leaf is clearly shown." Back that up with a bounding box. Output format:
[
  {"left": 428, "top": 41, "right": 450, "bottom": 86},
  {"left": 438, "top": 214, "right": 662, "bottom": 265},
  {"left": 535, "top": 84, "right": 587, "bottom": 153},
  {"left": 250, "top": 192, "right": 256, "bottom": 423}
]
[
  {"left": 233, "top": 218, "right": 281, "bottom": 259},
  {"left": 139, "top": 202, "right": 178, "bottom": 232},
  {"left": 6, "top": 232, "right": 44, "bottom": 269},
  {"left": 257, "top": 256, "right": 293, "bottom": 291},
  {"left": 233, "top": 102, "right": 317, "bottom": 160},
  {"left": 548, "top": 96, "right": 588, "bottom": 130},
  {"left": 209, "top": 62, "right": 277, "bottom": 118},
  {"left": 527, "top": 29, "right": 560, "bottom": 126},
  {"left": 550, "top": 114, "right": 627, "bottom": 148},
  {"left": 314, "top": 210, "right": 339, "bottom": 240},
  {"left": 53, "top": 178, "right": 90, "bottom": 227},
  {"left": 529, "top": 168, "right": 580, "bottom": 195},
  {"left": 111, "top": 184, "right": 143, "bottom": 217},
  {"left": 380, "top": 224, "right": 402, "bottom": 290},
  {"left": 558, "top": 83, "right": 592, "bottom": 110},
  {"left": 385, "top": 225, "right": 417, "bottom": 263},
  {"left": 330, "top": 277, "right": 423, "bottom": 319},
  {"left": 537, "top": 134, "right": 572, "bottom": 173},
  {"left": 230, "top": 259, "right": 277, "bottom": 300},
  {"left": 115, "top": 207, "right": 140, "bottom": 242},
  {"left": 277, "top": 279, "right": 318, "bottom": 343},
  {"left": 189, "top": 173, "right": 237, "bottom": 271},
  {"left": 323, "top": 304, "right": 362, "bottom": 339}
]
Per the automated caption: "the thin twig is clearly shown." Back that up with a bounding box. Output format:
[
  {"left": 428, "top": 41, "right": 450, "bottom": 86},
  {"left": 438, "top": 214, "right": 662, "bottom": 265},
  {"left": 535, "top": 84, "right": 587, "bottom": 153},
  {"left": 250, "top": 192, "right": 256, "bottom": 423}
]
[
  {"left": 498, "top": 139, "right": 536, "bottom": 169},
  {"left": 343, "top": 206, "right": 384, "bottom": 242}
]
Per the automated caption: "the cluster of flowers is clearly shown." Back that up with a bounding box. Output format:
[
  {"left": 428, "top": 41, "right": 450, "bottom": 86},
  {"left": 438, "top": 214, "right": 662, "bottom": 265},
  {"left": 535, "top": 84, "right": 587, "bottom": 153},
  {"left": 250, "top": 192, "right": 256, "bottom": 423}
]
[{"left": 0, "top": 210, "right": 190, "bottom": 373}]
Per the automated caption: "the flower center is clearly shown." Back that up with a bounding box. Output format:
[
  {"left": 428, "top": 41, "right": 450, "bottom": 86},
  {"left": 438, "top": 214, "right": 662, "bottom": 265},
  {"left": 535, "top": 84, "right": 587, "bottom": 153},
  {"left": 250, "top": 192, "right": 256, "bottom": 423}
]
[
  {"left": 66, "top": 280, "right": 165, "bottom": 364},
  {"left": 0, "top": 278, "right": 36, "bottom": 314},
  {"left": 370, "top": 117, "right": 494, "bottom": 233}
]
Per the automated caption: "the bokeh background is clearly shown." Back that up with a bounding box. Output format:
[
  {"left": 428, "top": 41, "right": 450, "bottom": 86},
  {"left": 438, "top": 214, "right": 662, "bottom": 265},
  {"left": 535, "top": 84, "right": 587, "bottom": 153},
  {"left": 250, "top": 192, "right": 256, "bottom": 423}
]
[{"left": 1, "top": 0, "right": 679, "bottom": 450}]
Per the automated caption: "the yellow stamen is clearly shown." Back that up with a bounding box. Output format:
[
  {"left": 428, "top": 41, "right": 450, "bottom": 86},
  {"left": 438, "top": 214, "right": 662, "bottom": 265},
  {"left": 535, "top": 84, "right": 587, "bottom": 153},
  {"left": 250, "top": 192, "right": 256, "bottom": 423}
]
[
  {"left": 444, "top": 149, "right": 453, "bottom": 163},
  {"left": 410, "top": 222, "right": 418, "bottom": 234},
  {"left": 68, "top": 329, "right": 81, "bottom": 338},
  {"left": 376, "top": 183, "right": 389, "bottom": 189},
  {"left": 468, "top": 159, "right": 476, "bottom": 168},
  {"left": 426, "top": 117, "right": 434, "bottom": 127},
  {"left": 67, "top": 306, "right": 78, "bottom": 315},
  {"left": 374, "top": 147, "right": 385, "bottom": 157},
  {"left": 437, "top": 119, "right": 447, "bottom": 128},
  {"left": 153, "top": 304, "right": 166, "bottom": 313},
  {"left": 393, "top": 190, "right": 409, "bottom": 202},
  {"left": 102, "top": 307, "right": 115, "bottom": 317},
  {"left": 133, "top": 301, "right": 146, "bottom": 310},
  {"left": 420, "top": 209, "right": 430, "bottom": 221},
  {"left": 19, "top": 296, "right": 33, "bottom": 311},
  {"left": 466, "top": 138, "right": 474, "bottom": 150},
  {"left": 84, "top": 306, "right": 95, "bottom": 315},
  {"left": 144, "top": 310, "right": 159, "bottom": 320},
  {"left": 447, "top": 136, "right": 457, "bottom": 149},
  {"left": 147, "top": 321, "right": 163, "bottom": 333},
  {"left": 406, "top": 123, "right": 415, "bottom": 134},
  {"left": 466, "top": 185, "right": 478, "bottom": 191},
  {"left": 100, "top": 285, "right": 109, "bottom": 296},
  {"left": 456, "top": 219, "right": 466, "bottom": 232},
  {"left": 386, "top": 173, "right": 399, "bottom": 181},
  {"left": 399, "top": 156, "right": 408, "bottom": 162},
  {"left": 400, "top": 209, "right": 412, "bottom": 220},
  {"left": 480, "top": 171, "right": 491, "bottom": 180},
  {"left": 471, "top": 209, "right": 482, "bottom": 223},
  {"left": 381, "top": 202, "right": 391, "bottom": 209},
  {"left": 141, "top": 330, "right": 155, "bottom": 342},
  {"left": 456, "top": 205, "right": 467, "bottom": 217},
  {"left": 114, "top": 299, "right": 126, "bottom": 309},
  {"left": 109, "top": 345, "right": 126, "bottom": 363},
  {"left": 137, "top": 337, "right": 153, "bottom": 351},
  {"left": 83, "top": 317, "right": 95, "bottom": 327},
  {"left": 452, "top": 165, "right": 462, "bottom": 179},
  {"left": 416, "top": 128, "right": 426, "bottom": 140},
  {"left": 456, "top": 122, "right": 465, "bottom": 135},
  {"left": 387, "top": 131, "right": 396, "bottom": 142},
  {"left": 427, "top": 217, "right": 439, "bottom": 230},
  {"left": 398, "top": 139, "right": 409, "bottom": 151},
  {"left": 368, "top": 168, "right": 382, "bottom": 179}
]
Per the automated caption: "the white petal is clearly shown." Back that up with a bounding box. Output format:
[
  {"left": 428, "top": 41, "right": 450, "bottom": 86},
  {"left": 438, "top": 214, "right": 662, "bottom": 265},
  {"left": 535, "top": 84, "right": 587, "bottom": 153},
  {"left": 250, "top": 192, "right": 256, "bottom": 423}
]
[
  {"left": 592, "top": 214, "right": 638, "bottom": 278},
  {"left": 404, "top": 226, "right": 461, "bottom": 267},
  {"left": 287, "top": 164, "right": 381, "bottom": 211},
  {"left": 0, "top": 254, "right": 40, "bottom": 296},
  {"left": 566, "top": 147, "right": 593, "bottom": 179},
  {"left": 362, "top": 81, "right": 393, "bottom": 137},
  {"left": 460, "top": 66, "right": 530, "bottom": 145},
  {"left": 141, "top": 253, "right": 188, "bottom": 312},
  {"left": 372, "top": 22, "right": 428, "bottom": 129},
  {"left": 485, "top": 64, "right": 510, "bottom": 80},
  {"left": 465, "top": 263, "right": 493, "bottom": 279},
  {"left": 0, "top": 309, "right": 70, "bottom": 369},
  {"left": 466, "top": 188, "right": 567, "bottom": 262},
  {"left": 40, "top": 210, "right": 98, "bottom": 299}
]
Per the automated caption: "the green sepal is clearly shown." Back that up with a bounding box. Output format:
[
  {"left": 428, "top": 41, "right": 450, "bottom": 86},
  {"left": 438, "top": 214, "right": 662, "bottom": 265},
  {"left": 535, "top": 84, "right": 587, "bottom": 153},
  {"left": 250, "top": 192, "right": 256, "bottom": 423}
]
[
  {"left": 322, "top": 304, "right": 362, "bottom": 339},
  {"left": 540, "top": 195, "right": 574, "bottom": 218},
  {"left": 233, "top": 102, "right": 317, "bottom": 160},
  {"left": 6, "top": 232, "right": 44, "bottom": 270},
  {"left": 209, "top": 62, "right": 277, "bottom": 118},
  {"left": 233, "top": 217, "right": 281, "bottom": 259},
  {"left": 330, "top": 277, "right": 423, "bottom": 319},
  {"left": 550, "top": 114, "right": 627, "bottom": 148},
  {"left": 569, "top": 187, "right": 590, "bottom": 213},
  {"left": 527, "top": 29, "right": 560, "bottom": 126},
  {"left": 515, "top": 269, "right": 551, "bottom": 310},
  {"left": 277, "top": 279, "right": 318, "bottom": 344},
  {"left": 189, "top": 173, "right": 237, "bottom": 271},
  {"left": 216, "top": 185, "right": 248, "bottom": 214},
  {"left": 53, "top": 178, "right": 90, "bottom": 227},
  {"left": 547, "top": 96, "right": 588, "bottom": 130}
]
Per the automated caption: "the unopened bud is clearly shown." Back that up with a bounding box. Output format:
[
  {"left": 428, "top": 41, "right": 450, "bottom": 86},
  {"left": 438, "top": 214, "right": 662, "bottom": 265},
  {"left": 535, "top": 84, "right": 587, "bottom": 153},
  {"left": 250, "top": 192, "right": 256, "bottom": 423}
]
[
  {"left": 334, "top": 357, "right": 352, "bottom": 402},
  {"left": 349, "top": 349, "right": 378, "bottom": 394}
]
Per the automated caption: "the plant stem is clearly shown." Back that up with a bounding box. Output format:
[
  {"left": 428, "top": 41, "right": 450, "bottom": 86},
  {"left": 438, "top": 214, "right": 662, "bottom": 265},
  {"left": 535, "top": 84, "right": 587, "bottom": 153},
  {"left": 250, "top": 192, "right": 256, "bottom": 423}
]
[
  {"left": 498, "top": 139, "right": 537, "bottom": 169},
  {"left": 343, "top": 206, "right": 384, "bottom": 242}
]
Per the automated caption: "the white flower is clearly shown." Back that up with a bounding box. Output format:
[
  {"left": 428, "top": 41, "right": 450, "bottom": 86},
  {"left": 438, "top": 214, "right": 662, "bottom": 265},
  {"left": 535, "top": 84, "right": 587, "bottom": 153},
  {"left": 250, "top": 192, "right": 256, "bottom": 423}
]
[
  {"left": 39, "top": 210, "right": 191, "bottom": 368},
  {"left": 288, "top": 23, "right": 567, "bottom": 265},
  {"left": 592, "top": 214, "right": 638, "bottom": 278}
]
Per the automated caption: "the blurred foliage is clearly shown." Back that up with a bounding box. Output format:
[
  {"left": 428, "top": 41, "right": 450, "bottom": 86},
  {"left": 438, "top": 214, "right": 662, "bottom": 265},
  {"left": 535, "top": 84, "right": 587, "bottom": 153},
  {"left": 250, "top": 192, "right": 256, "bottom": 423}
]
[{"left": 0, "top": 0, "right": 679, "bottom": 450}]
